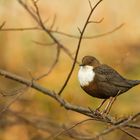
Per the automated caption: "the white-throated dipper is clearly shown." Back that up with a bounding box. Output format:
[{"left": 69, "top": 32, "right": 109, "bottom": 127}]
[{"left": 78, "top": 56, "right": 140, "bottom": 114}]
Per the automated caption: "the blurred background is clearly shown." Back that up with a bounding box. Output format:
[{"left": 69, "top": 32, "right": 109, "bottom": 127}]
[{"left": 0, "top": 0, "right": 140, "bottom": 139}]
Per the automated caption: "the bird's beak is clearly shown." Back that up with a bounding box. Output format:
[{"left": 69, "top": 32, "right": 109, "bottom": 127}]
[{"left": 79, "top": 64, "right": 84, "bottom": 67}]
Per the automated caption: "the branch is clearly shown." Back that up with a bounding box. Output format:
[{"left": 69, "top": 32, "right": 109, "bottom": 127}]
[
  {"left": 18, "top": 0, "right": 73, "bottom": 60},
  {"left": 58, "top": 0, "right": 103, "bottom": 95},
  {"left": 0, "top": 21, "right": 6, "bottom": 29},
  {"left": 120, "top": 128, "right": 140, "bottom": 140},
  {"left": 0, "top": 68, "right": 140, "bottom": 139},
  {"left": 0, "top": 68, "right": 139, "bottom": 122},
  {"left": 0, "top": 23, "right": 124, "bottom": 39},
  {"left": 35, "top": 46, "right": 60, "bottom": 80},
  {"left": 0, "top": 69, "right": 102, "bottom": 119},
  {"left": 51, "top": 118, "right": 94, "bottom": 139},
  {"left": 0, "top": 86, "right": 29, "bottom": 114}
]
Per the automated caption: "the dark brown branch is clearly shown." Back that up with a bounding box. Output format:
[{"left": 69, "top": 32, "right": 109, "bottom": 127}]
[
  {"left": 88, "top": 0, "right": 93, "bottom": 10},
  {"left": 3, "top": 64, "right": 138, "bottom": 140},
  {"left": 31, "top": 39, "right": 61, "bottom": 80},
  {"left": 4, "top": 110, "right": 96, "bottom": 140},
  {"left": 0, "top": 68, "right": 111, "bottom": 123},
  {"left": 0, "top": 86, "right": 27, "bottom": 97},
  {"left": 49, "top": 14, "right": 57, "bottom": 30},
  {"left": 50, "top": 114, "right": 140, "bottom": 140},
  {"left": 0, "top": 23, "right": 124, "bottom": 40},
  {"left": 120, "top": 128, "right": 140, "bottom": 140},
  {"left": 18, "top": 0, "right": 39, "bottom": 22},
  {"left": 0, "top": 21, "right": 6, "bottom": 29},
  {"left": 35, "top": 46, "right": 61, "bottom": 80},
  {"left": 31, "top": 40, "right": 56, "bottom": 46},
  {"left": 51, "top": 118, "right": 94, "bottom": 139},
  {"left": 52, "top": 23, "right": 124, "bottom": 39},
  {"left": 0, "top": 68, "right": 101, "bottom": 119},
  {"left": 77, "top": 116, "right": 137, "bottom": 140},
  {"left": 58, "top": 0, "right": 103, "bottom": 95},
  {"left": 0, "top": 68, "right": 140, "bottom": 139},
  {"left": 0, "top": 1, "right": 139, "bottom": 139},
  {"left": 0, "top": 86, "right": 29, "bottom": 114},
  {"left": 6, "top": 110, "right": 63, "bottom": 134},
  {"left": 0, "top": 26, "right": 40, "bottom": 31},
  {"left": 17, "top": 0, "right": 79, "bottom": 81},
  {"left": 18, "top": 0, "right": 73, "bottom": 60},
  {"left": 126, "top": 123, "right": 140, "bottom": 129}
]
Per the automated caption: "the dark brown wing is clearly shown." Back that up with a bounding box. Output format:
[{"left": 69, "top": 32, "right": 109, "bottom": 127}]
[{"left": 94, "top": 64, "right": 132, "bottom": 88}]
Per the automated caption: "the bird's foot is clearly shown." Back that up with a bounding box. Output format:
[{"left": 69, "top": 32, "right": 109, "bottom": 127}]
[
  {"left": 88, "top": 107, "right": 101, "bottom": 116},
  {"left": 100, "top": 109, "right": 110, "bottom": 118},
  {"left": 95, "top": 108, "right": 101, "bottom": 115}
]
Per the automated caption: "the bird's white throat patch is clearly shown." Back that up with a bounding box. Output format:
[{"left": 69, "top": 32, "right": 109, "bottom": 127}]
[{"left": 78, "top": 65, "right": 95, "bottom": 86}]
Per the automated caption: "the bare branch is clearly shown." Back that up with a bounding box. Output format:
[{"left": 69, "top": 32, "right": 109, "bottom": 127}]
[
  {"left": 0, "top": 26, "right": 40, "bottom": 31},
  {"left": 88, "top": 17, "right": 104, "bottom": 24},
  {"left": 51, "top": 23, "right": 124, "bottom": 39},
  {"left": 31, "top": 40, "right": 57, "bottom": 47},
  {"left": 49, "top": 14, "right": 57, "bottom": 30},
  {"left": 0, "top": 23, "right": 124, "bottom": 39},
  {"left": 120, "top": 128, "right": 140, "bottom": 140},
  {"left": 0, "top": 86, "right": 29, "bottom": 114},
  {"left": 77, "top": 27, "right": 82, "bottom": 34},
  {"left": 88, "top": 0, "right": 93, "bottom": 10},
  {"left": 0, "top": 1, "right": 139, "bottom": 139},
  {"left": 18, "top": 0, "right": 73, "bottom": 60},
  {"left": 16, "top": 0, "right": 77, "bottom": 81},
  {"left": 51, "top": 118, "right": 94, "bottom": 139},
  {"left": 0, "top": 68, "right": 110, "bottom": 121},
  {"left": 0, "top": 86, "right": 26, "bottom": 97},
  {"left": 58, "top": 0, "right": 103, "bottom": 95},
  {"left": 126, "top": 123, "right": 140, "bottom": 129},
  {"left": 82, "top": 115, "right": 139, "bottom": 140},
  {"left": 0, "top": 67, "right": 140, "bottom": 139},
  {"left": 35, "top": 46, "right": 61, "bottom": 80},
  {"left": 18, "top": 0, "right": 39, "bottom": 22},
  {"left": 0, "top": 21, "right": 6, "bottom": 29}
]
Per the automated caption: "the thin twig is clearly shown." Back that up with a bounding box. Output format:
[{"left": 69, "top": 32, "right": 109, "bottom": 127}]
[
  {"left": 0, "top": 23, "right": 124, "bottom": 40},
  {"left": 35, "top": 46, "right": 61, "bottom": 80},
  {"left": 50, "top": 118, "right": 94, "bottom": 139},
  {"left": 18, "top": 0, "right": 73, "bottom": 60},
  {"left": 88, "top": 17, "right": 104, "bottom": 24},
  {"left": 17, "top": 0, "right": 75, "bottom": 80},
  {"left": 31, "top": 40, "right": 56, "bottom": 47},
  {"left": 126, "top": 123, "right": 140, "bottom": 129},
  {"left": 58, "top": 0, "right": 103, "bottom": 95},
  {"left": 0, "top": 21, "right": 6, "bottom": 29},
  {"left": 84, "top": 116, "right": 135, "bottom": 140},
  {"left": 0, "top": 86, "right": 29, "bottom": 114},
  {"left": 120, "top": 128, "right": 140, "bottom": 140}
]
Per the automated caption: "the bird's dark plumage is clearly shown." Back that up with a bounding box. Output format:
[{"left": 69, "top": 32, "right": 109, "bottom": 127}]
[{"left": 78, "top": 56, "right": 140, "bottom": 99}]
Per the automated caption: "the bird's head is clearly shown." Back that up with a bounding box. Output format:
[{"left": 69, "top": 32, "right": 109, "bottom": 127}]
[{"left": 80, "top": 56, "right": 100, "bottom": 68}]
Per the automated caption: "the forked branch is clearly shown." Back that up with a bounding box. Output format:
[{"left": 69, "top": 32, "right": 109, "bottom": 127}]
[{"left": 58, "top": 0, "right": 103, "bottom": 95}]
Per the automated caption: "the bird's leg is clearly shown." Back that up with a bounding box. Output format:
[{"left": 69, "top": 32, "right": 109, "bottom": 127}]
[
  {"left": 105, "top": 90, "right": 121, "bottom": 114},
  {"left": 105, "top": 97, "right": 116, "bottom": 114},
  {"left": 102, "top": 90, "right": 121, "bottom": 115},
  {"left": 95, "top": 99, "right": 107, "bottom": 112},
  {"left": 101, "top": 97, "right": 114, "bottom": 115}
]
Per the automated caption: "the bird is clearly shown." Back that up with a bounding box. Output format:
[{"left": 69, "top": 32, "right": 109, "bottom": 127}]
[{"left": 78, "top": 56, "right": 140, "bottom": 114}]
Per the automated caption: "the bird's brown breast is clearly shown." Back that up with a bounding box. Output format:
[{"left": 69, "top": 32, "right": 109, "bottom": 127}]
[{"left": 81, "top": 80, "right": 109, "bottom": 99}]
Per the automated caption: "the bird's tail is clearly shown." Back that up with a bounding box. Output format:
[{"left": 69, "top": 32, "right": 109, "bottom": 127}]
[{"left": 127, "top": 80, "right": 140, "bottom": 86}]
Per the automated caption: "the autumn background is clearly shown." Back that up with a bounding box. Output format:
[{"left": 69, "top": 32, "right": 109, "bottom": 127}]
[{"left": 0, "top": 0, "right": 140, "bottom": 140}]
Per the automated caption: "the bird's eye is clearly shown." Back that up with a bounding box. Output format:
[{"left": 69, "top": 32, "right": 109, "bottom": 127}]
[{"left": 80, "top": 64, "right": 84, "bottom": 66}]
